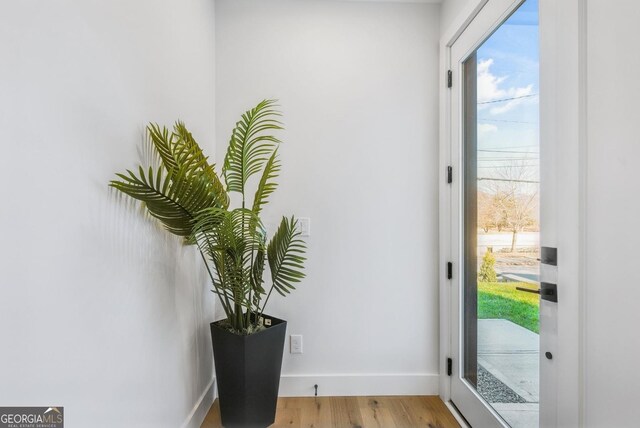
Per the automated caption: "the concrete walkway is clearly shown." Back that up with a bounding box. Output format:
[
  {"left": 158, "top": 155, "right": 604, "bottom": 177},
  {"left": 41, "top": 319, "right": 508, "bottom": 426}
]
[{"left": 478, "top": 319, "right": 539, "bottom": 428}]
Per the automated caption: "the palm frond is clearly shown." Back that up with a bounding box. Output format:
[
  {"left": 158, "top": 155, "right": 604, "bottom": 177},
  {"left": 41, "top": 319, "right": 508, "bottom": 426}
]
[
  {"left": 251, "top": 247, "right": 266, "bottom": 296},
  {"left": 252, "top": 148, "right": 281, "bottom": 215},
  {"left": 172, "top": 122, "right": 230, "bottom": 209},
  {"left": 223, "top": 99, "right": 283, "bottom": 196},
  {"left": 194, "top": 208, "right": 266, "bottom": 323},
  {"left": 147, "top": 123, "right": 176, "bottom": 171},
  {"left": 267, "top": 216, "right": 306, "bottom": 296},
  {"left": 194, "top": 208, "right": 265, "bottom": 264},
  {"left": 147, "top": 122, "right": 229, "bottom": 209},
  {"left": 110, "top": 166, "right": 219, "bottom": 238}
]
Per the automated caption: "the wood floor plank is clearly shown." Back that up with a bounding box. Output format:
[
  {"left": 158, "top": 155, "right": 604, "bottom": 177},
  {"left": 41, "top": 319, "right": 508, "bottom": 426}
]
[
  {"left": 200, "top": 400, "right": 221, "bottom": 428},
  {"left": 200, "top": 396, "right": 460, "bottom": 428},
  {"left": 298, "top": 397, "right": 332, "bottom": 428},
  {"left": 379, "top": 396, "right": 421, "bottom": 428},
  {"left": 271, "top": 407, "right": 300, "bottom": 428},
  {"left": 329, "top": 396, "right": 365, "bottom": 428},
  {"left": 423, "top": 396, "right": 461, "bottom": 428},
  {"left": 404, "top": 396, "right": 443, "bottom": 427},
  {"left": 357, "top": 397, "right": 398, "bottom": 428}
]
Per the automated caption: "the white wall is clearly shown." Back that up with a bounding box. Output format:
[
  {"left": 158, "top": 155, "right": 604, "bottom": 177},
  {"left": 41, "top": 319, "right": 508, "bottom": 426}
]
[
  {"left": 0, "top": 1, "right": 216, "bottom": 427},
  {"left": 215, "top": 0, "right": 441, "bottom": 396},
  {"left": 583, "top": 1, "right": 640, "bottom": 426}
]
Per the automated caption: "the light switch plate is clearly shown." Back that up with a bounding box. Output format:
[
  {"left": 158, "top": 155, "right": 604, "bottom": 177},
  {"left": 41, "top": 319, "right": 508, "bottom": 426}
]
[
  {"left": 299, "top": 217, "right": 310, "bottom": 237},
  {"left": 290, "top": 334, "right": 303, "bottom": 354}
]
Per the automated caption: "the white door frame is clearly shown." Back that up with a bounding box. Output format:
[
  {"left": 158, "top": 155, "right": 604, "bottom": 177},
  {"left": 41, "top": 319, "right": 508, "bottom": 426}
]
[{"left": 438, "top": 0, "right": 587, "bottom": 426}]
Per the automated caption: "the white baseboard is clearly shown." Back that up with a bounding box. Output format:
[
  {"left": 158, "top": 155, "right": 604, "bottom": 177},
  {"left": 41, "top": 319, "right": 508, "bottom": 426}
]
[
  {"left": 278, "top": 373, "right": 439, "bottom": 397},
  {"left": 181, "top": 377, "right": 216, "bottom": 428}
]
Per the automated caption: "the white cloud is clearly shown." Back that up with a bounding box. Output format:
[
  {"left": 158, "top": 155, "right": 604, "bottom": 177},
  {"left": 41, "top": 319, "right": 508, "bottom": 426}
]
[
  {"left": 477, "top": 58, "right": 534, "bottom": 115},
  {"left": 478, "top": 123, "right": 498, "bottom": 134}
]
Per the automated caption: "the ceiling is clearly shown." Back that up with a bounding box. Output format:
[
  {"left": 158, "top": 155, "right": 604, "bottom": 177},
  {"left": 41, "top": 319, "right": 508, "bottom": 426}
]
[{"left": 327, "top": 0, "right": 443, "bottom": 3}]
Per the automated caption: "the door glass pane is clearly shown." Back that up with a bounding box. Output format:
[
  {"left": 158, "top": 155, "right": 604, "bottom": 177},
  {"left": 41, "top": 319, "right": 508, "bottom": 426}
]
[{"left": 463, "top": 1, "right": 540, "bottom": 427}]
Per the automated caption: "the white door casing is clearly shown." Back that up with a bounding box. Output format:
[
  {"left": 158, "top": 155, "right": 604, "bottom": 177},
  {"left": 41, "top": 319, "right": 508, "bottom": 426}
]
[{"left": 448, "top": 1, "right": 529, "bottom": 426}]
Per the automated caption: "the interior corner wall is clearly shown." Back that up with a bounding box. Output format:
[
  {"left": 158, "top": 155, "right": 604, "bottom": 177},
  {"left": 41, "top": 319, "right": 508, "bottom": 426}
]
[
  {"left": 439, "top": 0, "right": 473, "bottom": 37},
  {"left": 0, "top": 1, "right": 217, "bottom": 427},
  {"left": 215, "top": 0, "right": 440, "bottom": 396}
]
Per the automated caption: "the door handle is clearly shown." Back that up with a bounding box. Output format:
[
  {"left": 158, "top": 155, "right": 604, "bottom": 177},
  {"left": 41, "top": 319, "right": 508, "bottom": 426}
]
[
  {"left": 516, "top": 283, "right": 558, "bottom": 303},
  {"left": 516, "top": 286, "right": 540, "bottom": 294}
]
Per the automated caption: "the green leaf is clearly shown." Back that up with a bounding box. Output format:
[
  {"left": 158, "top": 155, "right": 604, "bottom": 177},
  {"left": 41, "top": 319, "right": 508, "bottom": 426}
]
[
  {"left": 110, "top": 166, "right": 220, "bottom": 238},
  {"left": 172, "top": 122, "right": 229, "bottom": 209},
  {"left": 267, "top": 216, "right": 307, "bottom": 296},
  {"left": 147, "top": 123, "right": 176, "bottom": 171},
  {"left": 193, "top": 208, "right": 267, "bottom": 316},
  {"left": 251, "top": 247, "right": 267, "bottom": 299},
  {"left": 111, "top": 122, "right": 229, "bottom": 240},
  {"left": 147, "top": 122, "right": 229, "bottom": 209},
  {"left": 252, "top": 148, "right": 281, "bottom": 215},
  {"left": 223, "top": 99, "right": 283, "bottom": 197}
]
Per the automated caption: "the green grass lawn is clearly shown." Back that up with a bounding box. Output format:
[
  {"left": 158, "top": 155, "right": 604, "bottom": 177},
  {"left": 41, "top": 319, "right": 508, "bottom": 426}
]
[{"left": 478, "top": 282, "right": 540, "bottom": 334}]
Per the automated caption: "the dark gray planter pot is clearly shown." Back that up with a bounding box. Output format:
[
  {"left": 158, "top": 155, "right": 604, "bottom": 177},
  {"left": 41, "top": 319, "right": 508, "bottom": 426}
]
[{"left": 210, "top": 314, "right": 287, "bottom": 428}]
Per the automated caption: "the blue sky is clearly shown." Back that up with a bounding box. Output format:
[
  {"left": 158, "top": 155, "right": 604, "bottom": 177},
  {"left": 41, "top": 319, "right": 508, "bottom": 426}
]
[{"left": 475, "top": 0, "right": 539, "bottom": 182}]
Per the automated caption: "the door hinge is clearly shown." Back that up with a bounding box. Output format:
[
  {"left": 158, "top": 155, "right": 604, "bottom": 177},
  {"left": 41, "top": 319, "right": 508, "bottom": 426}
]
[
  {"left": 447, "top": 70, "right": 452, "bottom": 88},
  {"left": 447, "top": 358, "right": 452, "bottom": 376},
  {"left": 447, "top": 166, "right": 452, "bottom": 184},
  {"left": 447, "top": 262, "right": 453, "bottom": 280}
]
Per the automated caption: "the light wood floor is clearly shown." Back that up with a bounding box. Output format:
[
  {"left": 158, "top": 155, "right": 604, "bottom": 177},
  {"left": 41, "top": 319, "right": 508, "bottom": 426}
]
[{"left": 201, "top": 396, "right": 460, "bottom": 428}]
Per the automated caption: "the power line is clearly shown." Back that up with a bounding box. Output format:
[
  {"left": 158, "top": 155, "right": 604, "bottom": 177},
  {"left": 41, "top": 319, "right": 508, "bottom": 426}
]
[{"left": 477, "top": 94, "right": 538, "bottom": 105}]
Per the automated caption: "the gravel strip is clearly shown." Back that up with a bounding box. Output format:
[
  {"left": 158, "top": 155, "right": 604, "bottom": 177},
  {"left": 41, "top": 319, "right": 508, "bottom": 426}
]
[{"left": 477, "top": 365, "right": 526, "bottom": 403}]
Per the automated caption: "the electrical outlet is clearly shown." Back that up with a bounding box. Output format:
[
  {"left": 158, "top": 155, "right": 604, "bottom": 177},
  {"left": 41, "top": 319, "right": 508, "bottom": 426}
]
[
  {"left": 299, "top": 217, "right": 311, "bottom": 237},
  {"left": 259, "top": 317, "right": 272, "bottom": 326},
  {"left": 290, "top": 334, "right": 303, "bottom": 354}
]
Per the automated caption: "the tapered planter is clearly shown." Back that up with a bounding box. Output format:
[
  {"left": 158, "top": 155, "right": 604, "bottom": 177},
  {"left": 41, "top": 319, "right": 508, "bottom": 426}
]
[{"left": 210, "top": 315, "right": 287, "bottom": 428}]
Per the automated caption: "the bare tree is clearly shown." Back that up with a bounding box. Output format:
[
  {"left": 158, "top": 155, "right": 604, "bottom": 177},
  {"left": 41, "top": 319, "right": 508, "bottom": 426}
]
[
  {"left": 500, "top": 192, "right": 536, "bottom": 251},
  {"left": 478, "top": 191, "right": 507, "bottom": 233},
  {"left": 483, "top": 159, "right": 538, "bottom": 252}
]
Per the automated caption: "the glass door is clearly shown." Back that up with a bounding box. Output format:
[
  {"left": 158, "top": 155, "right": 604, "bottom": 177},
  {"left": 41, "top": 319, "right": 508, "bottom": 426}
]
[{"left": 448, "top": 1, "right": 547, "bottom": 427}]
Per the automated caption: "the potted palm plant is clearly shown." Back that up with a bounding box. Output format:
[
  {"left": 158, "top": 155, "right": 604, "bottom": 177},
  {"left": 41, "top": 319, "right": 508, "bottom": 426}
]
[{"left": 110, "top": 100, "right": 306, "bottom": 428}]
